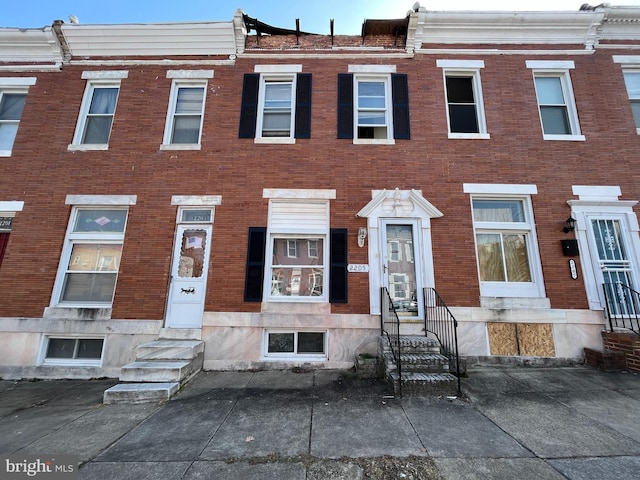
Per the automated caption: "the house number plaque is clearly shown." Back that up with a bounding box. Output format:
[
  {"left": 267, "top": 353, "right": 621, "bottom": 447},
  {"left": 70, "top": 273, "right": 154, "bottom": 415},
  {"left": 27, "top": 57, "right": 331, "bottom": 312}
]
[
  {"left": 347, "top": 264, "right": 369, "bottom": 273},
  {"left": 568, "top": 259, "right": 578, "bottom": 280}
]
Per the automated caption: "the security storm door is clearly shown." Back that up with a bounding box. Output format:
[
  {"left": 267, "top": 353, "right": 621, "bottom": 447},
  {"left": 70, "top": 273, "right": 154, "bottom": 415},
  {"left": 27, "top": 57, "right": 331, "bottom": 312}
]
[
  {"left": 382, "top": 221, "right": 422, "bottom": 318},
  {"left": 166, "top": 223, "right": 212, "bottom": 328},
  {"left": 590, "top": 217, "right": 640, "bottom": 315}
]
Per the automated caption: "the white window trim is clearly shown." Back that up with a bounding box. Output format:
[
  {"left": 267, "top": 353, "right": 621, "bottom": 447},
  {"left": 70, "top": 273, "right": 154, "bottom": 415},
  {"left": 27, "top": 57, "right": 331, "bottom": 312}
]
[
  {"left": 621, "top": 68, "right": 640, "bottom": 135},
  {"left": 254, "top": 73, "right": 297, "bottom": 144},
  {"left": 262, "top": 329, "right": 327, "bottom": 360},
  {"left": 160, "top": 78, "right": 208, "bottom": 150},
  {"left": 468, "top": 188, "right": 546, "bottom": 299},
  {"left": 38, "top": 335, "right": 105, "bottom": 367},
  {"left": 353, "top": 73, "right": 395, "bottom": 145},
  {"left": 50, "top": 206, "right": 129, "bottom": 309},
  {"left": 527, "top": 61, "right": 584, "bottom": 141},
  {"left": 69, "top": 79, "right": 122, "bottom": 150},
  {"left": 437, "top": 60, "right": 489, "bottom": 139},
  {"left": 0, "top": 81, "right": 33, "bottom": 157}
]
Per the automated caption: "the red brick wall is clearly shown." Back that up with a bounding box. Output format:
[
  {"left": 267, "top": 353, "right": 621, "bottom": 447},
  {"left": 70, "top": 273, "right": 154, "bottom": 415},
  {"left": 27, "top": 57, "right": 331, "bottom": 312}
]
[
  {"left": 602, "top": 331, "right": 640, "bottom": 373},
  {"left": 1, "top": 45, "right": 640, "bottom": 319}
]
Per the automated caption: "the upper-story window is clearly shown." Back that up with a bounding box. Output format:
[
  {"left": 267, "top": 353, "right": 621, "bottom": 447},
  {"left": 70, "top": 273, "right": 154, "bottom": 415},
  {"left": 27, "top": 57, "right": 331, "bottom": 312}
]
[
  {"left": 0, "top": 77, "right": 35, "bottom": 157},
  {"left": 338, "top": 66, "right": 410, "bottom": 144},
  {"left": 527, "top": 61, "right": 584, "bottom": 141},
  {"left": 161, "top": 70, "right": 213, "bottom": 150},
  {"left": 239, "top": 65, "right": 312, "bottom": 144},
  {"left": 69, "top": 71, "right": 127, "bottom": 151},
  {"left": 437, "top": 60, "right": 489, "bottom": 139},
  {"left": 623, "top": 71, "right": 640, "bottom": 133}
]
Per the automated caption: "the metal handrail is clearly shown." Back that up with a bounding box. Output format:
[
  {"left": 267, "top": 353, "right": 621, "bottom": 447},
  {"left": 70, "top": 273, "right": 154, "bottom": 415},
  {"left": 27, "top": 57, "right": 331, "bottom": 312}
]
[
  {"left": 602, "top": 282, "right": 640, "bottom": 335},
  {"left": 381, "top": 287, "right": 402, "bottom": 397},
  {"left": 423, "top": 287, "right": 462, "bottom": 396}
]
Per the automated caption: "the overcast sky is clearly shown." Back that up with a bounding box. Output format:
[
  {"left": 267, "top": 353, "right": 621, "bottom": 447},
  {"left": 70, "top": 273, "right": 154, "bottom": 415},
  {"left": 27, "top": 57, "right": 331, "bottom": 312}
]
[{"left": 3, "top": 1, "right": 640, "bottom": 33}]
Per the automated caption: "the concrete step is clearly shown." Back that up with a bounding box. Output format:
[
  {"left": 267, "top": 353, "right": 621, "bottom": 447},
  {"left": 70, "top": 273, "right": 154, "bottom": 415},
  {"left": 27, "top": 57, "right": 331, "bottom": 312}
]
[
  {"left": 103, "top": 382, "right": 180, "bottom": 405},
  {"left": 159, "top": 328, "right": 202, "bottom": 340},
  {"left": 119, "top": 361, "right": 194, "bottom": 383},
  {"left": 388, "top": 371, "right": 458, "bottom": 397},
  {"left": 136, "top": 340, "right": 204, "bottom": 361},
  {"left": 399, "top": 353, "right": 450, "bottom": 373},
  {"left": 378, "top": 335, "right": 442, "bottom": 355}
]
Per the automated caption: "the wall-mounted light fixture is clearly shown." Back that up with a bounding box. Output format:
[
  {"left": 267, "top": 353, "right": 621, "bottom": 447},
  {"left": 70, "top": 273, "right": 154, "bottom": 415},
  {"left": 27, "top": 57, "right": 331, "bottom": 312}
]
[
  {"left": 358, "top": 227, "right": 368, "bottom": 248},
  {"left": 563, "top": 216, "right": 576, "bottom": 233}
]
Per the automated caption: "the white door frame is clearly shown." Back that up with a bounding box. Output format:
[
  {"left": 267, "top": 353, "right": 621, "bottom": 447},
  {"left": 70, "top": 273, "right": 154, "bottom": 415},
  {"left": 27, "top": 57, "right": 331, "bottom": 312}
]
[{"left": 357, "top": 189, "right": 443, "bottom": 316}]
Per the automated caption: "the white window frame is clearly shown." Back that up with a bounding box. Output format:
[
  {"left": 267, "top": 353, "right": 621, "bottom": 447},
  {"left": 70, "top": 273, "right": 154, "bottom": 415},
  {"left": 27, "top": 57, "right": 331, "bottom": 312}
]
[
  {"left": 253, "top": 65, "right": 302, "bottom": 145},
  {"left": 622, "top": 70, "right": 640, "bottom": 134},
  {"left": 51, "top": 197, "right": 135, "bottom": 308},
  {"left": 527, "top": 61, "right": 584, "bottom": 141},
  {"left": 263, "top": 330, "right": 327, "bottom": 360},
  {"left": 0, "top": 77, "right": 35, "bottom": 157},
  {"left": 464, "top": 184, "right": 545, "bottom": 299},
  {"left": 39, "top": 335, "right": 105, "bottom": 367},
  {"left": 437, "top": 60, "right": 489, "bottom": 139},
  {"left": 161, "top": 79, "right": 208, "bottom": 150},
  {"left": 353, "top": 74, "right": 394, "bottom": 144}
]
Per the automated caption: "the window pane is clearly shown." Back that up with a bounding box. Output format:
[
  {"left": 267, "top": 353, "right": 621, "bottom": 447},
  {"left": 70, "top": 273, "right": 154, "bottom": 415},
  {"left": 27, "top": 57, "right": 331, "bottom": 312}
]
[
  {"left": 273, "top": 238, "right": 324, "bottom": 265},
  {"left": 271, "top": 267, "right": 323, "bottom": 296},
  {"left": 68, "top": 244, "right": 122, "bottom": 271},
  {"left": 178, "top": 229, "right": 207, "bottom": 278},
  {"left": 504, "top": 234, "right": 532, "bottom": 282},
  {"left": 358, "top": 111, "right": 385, "bottom": 125},
  {"left": 61, "top": 272, "right": 117, "bottom": 302},
  {"left": 46, "top": 339, "right": 75, "bottom": 359},
  {"left": 0, "top": 93, "right": 27, "bottom": 120},
  {"left": 265, "top": 83, "right": 292, "bottom": 108},
  {"left": 0, "top": 123, "right": 19, "bottom": 150},
  {"left": 476, "top": 233, "right": 505, "bottom": 281},
  {"left": 449, "top": 105, "right": 479, "bottom": 133},
  {"left": 624, "top": 72, "right": 640, "bottom": 98},
  {"left": 540, "top": 106, "right": 570, "bottom": 135},
  {"left": 175, "top": 88, "right": 204, "bottom": 114},
  {"left": 181, "top": 209, "right": 212, "bottom": 222},
  {"left": 89, "top": 88, "right": 118, "bottom": 114},
  {"left": 268, "top": 333, "right": 294, "bottom": 353},
  {"left": 74, "top": 210, "right": 127, "bottom": 233},
  {"left": 631, "top": 101, "right": 640, "bottom": 128},
  {"left": 472, "top": 200, "right": 525, "bottom": 223},
  {"left": 535, "top": 77, "right": 565, "bottom": 105},
  {"left": 358, "top": 82, "right": 386, "bottom": 108},
  {"left": 77, "top": 339, "right": 103, "bottom": 359},
  {"left": 171, "top": 115, "right": 200, "bottom": 144},
  {"left": 262, "top": 111, "right": 291, "bottom": 135},
  {"left": 82, "top": 116, "right": 113, "bottom": 144},
  {"left": 298, "top": 332, "right": 324, "bottom": 353},
  {"left": 446, "top": 77, "right": 474, "bottom": 103}
]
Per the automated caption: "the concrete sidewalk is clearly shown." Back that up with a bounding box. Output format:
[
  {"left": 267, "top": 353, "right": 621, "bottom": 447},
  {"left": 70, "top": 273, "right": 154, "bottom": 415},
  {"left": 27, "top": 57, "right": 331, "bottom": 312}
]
[{"left": 1, "top": 366, "right": 640, "bottom": 479}]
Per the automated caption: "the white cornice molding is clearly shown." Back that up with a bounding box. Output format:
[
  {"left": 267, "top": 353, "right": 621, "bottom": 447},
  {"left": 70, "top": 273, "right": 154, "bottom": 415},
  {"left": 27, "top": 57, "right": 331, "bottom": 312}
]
[
  {"left": 0, "top": 27, "right": 63, "bottom": 63},
  {"left": 414, "top": 11, "right": 606, "bottom": 50}
]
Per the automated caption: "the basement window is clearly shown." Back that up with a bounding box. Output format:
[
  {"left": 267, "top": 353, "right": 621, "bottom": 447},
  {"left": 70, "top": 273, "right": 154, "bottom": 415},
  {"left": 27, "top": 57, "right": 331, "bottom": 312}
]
[
  {"left": 42, "top": 337, "right": 104, "bottom": 366},
  {"left": 264, "top": 331, "right": 326, "bottom": 359}
]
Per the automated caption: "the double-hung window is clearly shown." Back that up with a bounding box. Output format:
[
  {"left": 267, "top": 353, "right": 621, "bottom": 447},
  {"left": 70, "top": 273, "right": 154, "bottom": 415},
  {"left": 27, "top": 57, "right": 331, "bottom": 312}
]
[
  {"left": 0, "top": 77, "right": 35, "bottom": 156},
  {"left": 161, "top": 70, "right": 213, "bottom": 150},
  {"left": 527, "top": 61, "right": 583, "bottom": 141},
  {"left": 623, "top": 71, "right": 640, "bottom": 133},
  {"left": 338, "top": 66, "right": 410, "bottom": 143},
  {"left": 52, "top": 195, "right": 136, "bottom": 308},
  {"left": 437, "top": 60, "right": 489, "bottom": 139},
  {"left": 464, "top": 184, "right": 545, "bottom": 299},
  {"left": 239, "top": 65, "right": 312, "bottom": 143},
  {"left": 70, "top": 71, "right": 127, "bottom": 150}
]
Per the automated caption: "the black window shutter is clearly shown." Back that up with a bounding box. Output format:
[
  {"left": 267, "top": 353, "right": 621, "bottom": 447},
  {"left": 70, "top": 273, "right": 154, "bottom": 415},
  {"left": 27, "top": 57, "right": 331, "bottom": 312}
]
[
  {"left": 337, "top": 74, "right": 354, "bottom": 139},
  {"left": 329, "top": 228, "right": 348, "bottom": 303},
  {"left": 244, "top": 227, "right": 267, "bottom": 302},
  {"left": 239, "top": 74, "right": 259, "bottom": 138},
  {"left": 295, "top": 73, "right": 312, "bottom": 139},
  {"left": 391, "top": 73, "right": 410, "bottom": 140}
]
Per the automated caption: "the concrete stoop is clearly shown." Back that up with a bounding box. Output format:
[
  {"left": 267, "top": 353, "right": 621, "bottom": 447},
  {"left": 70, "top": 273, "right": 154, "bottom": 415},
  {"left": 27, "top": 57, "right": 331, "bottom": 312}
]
[
  {"left": 103, "top": 338, "right": 204, "bottom": 405},
  {"left": 379, "top": 335, "right": 458, "bottom": 397}
]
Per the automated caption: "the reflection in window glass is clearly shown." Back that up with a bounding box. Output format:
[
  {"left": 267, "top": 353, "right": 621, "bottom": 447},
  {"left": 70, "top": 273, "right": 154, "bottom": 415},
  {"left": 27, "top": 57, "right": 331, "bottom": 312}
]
[
  {"left": 271, "top": 238, "right": 323, "bottom": 297},
  {"left": 178, "top": 229, "right": 207, "bottom": 278}
]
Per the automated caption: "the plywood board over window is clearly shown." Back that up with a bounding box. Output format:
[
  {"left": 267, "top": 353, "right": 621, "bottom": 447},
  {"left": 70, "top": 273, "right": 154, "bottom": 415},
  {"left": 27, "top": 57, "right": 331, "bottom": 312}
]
[{"left": 488, "top": 322, "right": 555, "bottom": 357}]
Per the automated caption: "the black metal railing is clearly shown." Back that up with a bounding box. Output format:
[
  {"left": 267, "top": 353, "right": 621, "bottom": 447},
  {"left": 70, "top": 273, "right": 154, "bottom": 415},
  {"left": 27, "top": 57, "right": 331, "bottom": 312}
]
[
  {"left": 603, "top": 282, "right": 640, "bottom": 335},
  {"left": 381, "top": 287, "right": 402, "bottom": 397},
  {"left": 423, "top": 287, "right": 462, "bottom": 396}
]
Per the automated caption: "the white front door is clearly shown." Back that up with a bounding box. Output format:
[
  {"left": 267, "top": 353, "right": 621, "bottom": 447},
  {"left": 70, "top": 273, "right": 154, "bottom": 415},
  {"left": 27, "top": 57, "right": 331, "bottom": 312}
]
[
  {"left": 166, "top": 224, "right": 212, "bottom": 328},
  {"left": 381, "top": 221, "right": 423, "bottom": 319},
  {"left": 588, "top": 217, "right": 640, "bottom": 314}
]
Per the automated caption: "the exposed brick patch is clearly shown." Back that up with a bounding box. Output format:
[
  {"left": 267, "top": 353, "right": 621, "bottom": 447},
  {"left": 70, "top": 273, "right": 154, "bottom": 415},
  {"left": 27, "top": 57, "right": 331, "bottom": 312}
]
[{"left": 600, "top": 331, "right": 640, "bottom": 373}]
